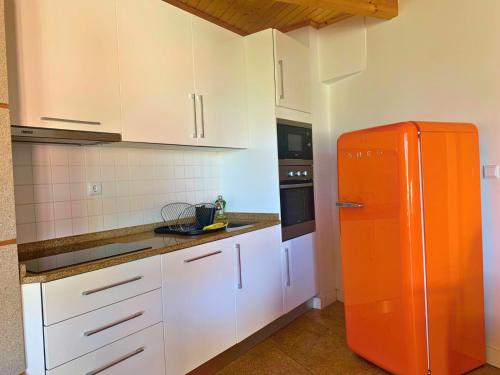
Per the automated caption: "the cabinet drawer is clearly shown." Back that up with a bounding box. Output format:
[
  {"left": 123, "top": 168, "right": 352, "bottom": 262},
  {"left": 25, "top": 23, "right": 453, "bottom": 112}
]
[
  {"left": 44, "top": 288, "right": 162, "bottom": 370},
  {"left": 42, "top": 256, "right": 161, "bottom": 325},
  {"left": 47, "top": 323, "right": 165, "bottom": 375}
]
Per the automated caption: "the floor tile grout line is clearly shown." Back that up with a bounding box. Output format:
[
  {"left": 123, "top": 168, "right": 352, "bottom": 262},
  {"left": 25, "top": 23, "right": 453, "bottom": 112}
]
[{"left": 267, "top": 337, "right": 315, "bottom": 375}]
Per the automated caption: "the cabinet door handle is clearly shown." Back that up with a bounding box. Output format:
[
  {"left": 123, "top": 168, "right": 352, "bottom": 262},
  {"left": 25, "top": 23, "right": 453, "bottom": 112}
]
[
  {"left": 191, "top": 93, "right": 198, "bottom": 138},
  {"left": 198, "top": 94, "right": 205, "bottom": 139},
  {"left": 278, "top": 60, "right": 285, "bottom": 100},
  {"left": 40, "top": 116, "right": 101, "bottom": 125},
  {"left": 83, "top": 311, "right": 144, "bottom": 337},
  {"left": 285, "top": 247, "right": 291, "bottom": 287},
  {"left": 236, "top": 244, "right": 243, "bottom": 290},
  {"left": 184, "top": 250, "right": 222, "bottom": 263},
  {"left": 85, "top": 347, "right": 145, "bottom": 375},
  {"left": 81, "top": 276, "right": 144, "bottom": 296}
]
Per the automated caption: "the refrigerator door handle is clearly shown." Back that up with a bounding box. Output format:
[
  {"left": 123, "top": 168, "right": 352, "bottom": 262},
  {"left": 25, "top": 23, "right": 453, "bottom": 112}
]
[{"left": 336, "top": 202, "right": 364, "bottom": 208}]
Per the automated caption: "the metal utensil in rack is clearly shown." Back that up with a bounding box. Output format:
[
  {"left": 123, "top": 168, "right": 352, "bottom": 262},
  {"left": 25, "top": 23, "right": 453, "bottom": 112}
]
[{"left": 155, "top": 202, "right": 221, "bottom": 235}]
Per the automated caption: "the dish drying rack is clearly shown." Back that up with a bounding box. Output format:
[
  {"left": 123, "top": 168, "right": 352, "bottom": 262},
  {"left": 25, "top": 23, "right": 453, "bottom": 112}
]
[{"left": 154, "top": 202, "right": 225, "bottom": 235}]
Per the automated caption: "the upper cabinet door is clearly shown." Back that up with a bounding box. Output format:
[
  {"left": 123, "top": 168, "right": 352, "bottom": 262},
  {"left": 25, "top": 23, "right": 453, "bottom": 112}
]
[
  {"left": 191, "top": 17, "right": 248, "bottom": 148},
  {"left": 273, "top": 30, "right": 311, "bottom": 114},
  {"left": 117, "top": 0, "right": 197, "bottom": 146},
  {"left": 6, "top": 0, "right": 122, "bottom": 133}
]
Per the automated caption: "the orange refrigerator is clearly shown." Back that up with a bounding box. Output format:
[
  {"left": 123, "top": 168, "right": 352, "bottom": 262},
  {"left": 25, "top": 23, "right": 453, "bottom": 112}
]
[{"left": 337, "top": 122, "right": 486, "bottom": 375}]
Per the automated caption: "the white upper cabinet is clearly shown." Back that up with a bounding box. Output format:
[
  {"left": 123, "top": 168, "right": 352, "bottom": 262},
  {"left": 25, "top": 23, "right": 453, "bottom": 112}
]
[
  {"left": 273, "top": 30, "right": 311, "bottom": 114},
  {"left": 118, "top": 1, "right": 247, "bottom": 148},
  {"left": 117, "top": 0, "right": 197, "bottom": 146},
  {"left": 6, "top": 0, "right": 122, "bottom": 133},
  {"left": 233, "top": 225, "right": 283, "bottom": 342},
  {"left": 192, "top": 17, "right": 248, "bottom": 148}
]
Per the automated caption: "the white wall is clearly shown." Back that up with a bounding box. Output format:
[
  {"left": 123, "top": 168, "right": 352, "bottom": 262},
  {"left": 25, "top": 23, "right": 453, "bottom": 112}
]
[
  {"left": 318, "top": 17, "right": 366, "bottom": 83},
  {"left": 324, "top": 0, "right": 500, "bottom": 366},
  {"left": 12, "top": 143, "right": 220, "bottom": 243}
]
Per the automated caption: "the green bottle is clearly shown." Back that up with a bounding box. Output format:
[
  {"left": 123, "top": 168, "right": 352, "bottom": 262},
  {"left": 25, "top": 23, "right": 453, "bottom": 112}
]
[{"left": 214, "top": 195, "right": 227, "bottom": 220}]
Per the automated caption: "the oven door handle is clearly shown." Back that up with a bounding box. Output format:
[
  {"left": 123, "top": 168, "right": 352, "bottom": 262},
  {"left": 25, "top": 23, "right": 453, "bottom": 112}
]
[{"left": 280, "top": 183, "right": 313, "bottom": 189}]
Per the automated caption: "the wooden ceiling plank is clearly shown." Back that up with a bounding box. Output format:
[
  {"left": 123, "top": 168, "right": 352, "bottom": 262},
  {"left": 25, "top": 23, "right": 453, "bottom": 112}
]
[
  {"left": 260, "top": 4, "right": 301, "bottom": 31},
  {"left": 268, "top": 4, "right": 303, "bottom": 29},
  {"left": 218, "top": 1, "right": 246, "bottom": 25},
  {"left": 274, "top": 0, "right": 398, "bottom": 19},
  {"left": 209, "top": 0, "right": 234, "bottom": 19},
  {"left": 197, "top": 0, "right": 214, "bottom": 12},
  {"left": 229, "top": 0, "right": 278, "bottom": 34},
  {"left": 274, "top": 5, "right": 311, "bottom": 28},
  {"left": 227, "top": 2, "right": 265, "bottom": 30},
  {"left": 250, "top": 2, "right": 290, "bottom": 33},
  {"left": 312, "top": 9, "right": 338, "bottom": 23},
  {"left": 162, "top": 0, "right": 248, "bottom": 35}
]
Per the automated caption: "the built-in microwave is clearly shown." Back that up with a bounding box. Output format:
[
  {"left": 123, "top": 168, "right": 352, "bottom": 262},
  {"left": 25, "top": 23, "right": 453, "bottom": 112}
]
[{"left": 277, "top": 119, "right": 313, "bottom": 162}]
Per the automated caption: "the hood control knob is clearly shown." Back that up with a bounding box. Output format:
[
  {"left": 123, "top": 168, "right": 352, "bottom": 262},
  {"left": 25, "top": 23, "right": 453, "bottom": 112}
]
[{"left": 301, "top": 171, "right": 308, "bottom": 176}]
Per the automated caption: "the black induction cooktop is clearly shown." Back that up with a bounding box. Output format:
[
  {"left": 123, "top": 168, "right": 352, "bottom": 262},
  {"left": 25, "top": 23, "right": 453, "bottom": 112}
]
[{"left": 23, "top": 237, "right": 171, "bottom": 274}]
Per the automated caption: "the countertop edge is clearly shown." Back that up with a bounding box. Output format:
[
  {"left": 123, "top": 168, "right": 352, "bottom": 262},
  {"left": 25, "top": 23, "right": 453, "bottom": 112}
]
[{"left": 20, "top": 220, "right": 281, "bottom": 284}]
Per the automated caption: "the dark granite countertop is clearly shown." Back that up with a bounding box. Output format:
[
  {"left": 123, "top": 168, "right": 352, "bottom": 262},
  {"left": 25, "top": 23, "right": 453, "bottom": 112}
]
[{"left": 19, "top": 213, "right": 280, "bottom": 284}]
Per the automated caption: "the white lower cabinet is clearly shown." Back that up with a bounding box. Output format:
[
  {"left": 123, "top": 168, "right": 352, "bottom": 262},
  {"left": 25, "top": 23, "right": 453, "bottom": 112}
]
[
  {"left": 47, "top": 323, "right": 165, "bottom": 375},
  {"left": 162, "top": 239, "right": 237, "bottom": 375},
  {"left": 42, "top": 255, "right": 161, "bottom": 326},
  {"left": 233, "top": 226, "right": 283, "bottom": 341},
  {"left": 23, "top": 226, "right": 299, "bottom": 375},
  {"left": 282, "top": 233, "right": 317, "bottom": 312},
  {"left": 44, "top": 289, "right": 162, "bottom": 369}
]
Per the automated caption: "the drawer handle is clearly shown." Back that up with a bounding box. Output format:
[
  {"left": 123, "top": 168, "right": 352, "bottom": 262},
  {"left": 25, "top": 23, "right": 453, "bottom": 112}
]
[
  {"left": 81, "top": 276, "right": 144, "bottom": 296},
  {"left": 184, "top": 250, "right": 222, "bottom": 263},
  {"left": 85, "top": 347, "right": 145, "bottom": 375},
  {"left": 84, "top": 311, "right": 144, "bottom": 337},
  {"left": 41, "top": 116, "right": 101, "bottom": 125}
]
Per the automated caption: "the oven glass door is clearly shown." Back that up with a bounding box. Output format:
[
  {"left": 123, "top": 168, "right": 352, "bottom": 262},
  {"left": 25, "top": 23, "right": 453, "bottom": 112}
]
[{"left": 280, "top": 183, "right": 315, "bottom": 228}]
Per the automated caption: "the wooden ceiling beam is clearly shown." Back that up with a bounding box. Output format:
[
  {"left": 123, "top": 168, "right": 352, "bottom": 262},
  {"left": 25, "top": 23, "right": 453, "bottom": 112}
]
[{"left": 274, "top": 0, "right": 398, "bottom": 20}]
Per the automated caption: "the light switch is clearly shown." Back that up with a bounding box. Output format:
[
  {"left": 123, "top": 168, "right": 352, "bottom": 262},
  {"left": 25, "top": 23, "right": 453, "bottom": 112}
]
[
  {"left": 87, "top": 182, "right": 102, "bottom": 196},
  {"left": 483, "top": 165, "right": 499, "bottom": 179}
]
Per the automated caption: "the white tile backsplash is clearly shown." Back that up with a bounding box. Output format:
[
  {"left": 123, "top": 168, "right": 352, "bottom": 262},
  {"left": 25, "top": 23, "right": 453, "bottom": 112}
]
[{"left": 13, "top": 144, "right": 221, "bottom": 243}]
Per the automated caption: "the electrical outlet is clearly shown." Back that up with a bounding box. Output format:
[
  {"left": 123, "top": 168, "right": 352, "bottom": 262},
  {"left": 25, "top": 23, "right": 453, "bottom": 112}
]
[
  {"left": 483, "top": 165, "right": 499, "bottom": 179},
  {"left": 87, "top": 182, "right": 102, "bottom": 196}
]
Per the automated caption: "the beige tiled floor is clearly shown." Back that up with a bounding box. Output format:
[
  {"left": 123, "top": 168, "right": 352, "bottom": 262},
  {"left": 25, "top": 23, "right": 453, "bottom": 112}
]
[{"left": 216, "top": 302, "right": 499, "bottom": 375}]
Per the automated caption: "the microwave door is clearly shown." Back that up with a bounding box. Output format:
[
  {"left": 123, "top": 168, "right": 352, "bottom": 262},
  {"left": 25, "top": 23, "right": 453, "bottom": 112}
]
[{"left": 278, "top": 124, "right": 312, "bottom": 160}]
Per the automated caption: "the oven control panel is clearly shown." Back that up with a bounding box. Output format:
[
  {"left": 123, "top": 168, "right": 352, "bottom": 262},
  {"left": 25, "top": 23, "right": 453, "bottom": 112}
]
[{"left": 280, "top": 165, "right": 314, "bottom": 182}]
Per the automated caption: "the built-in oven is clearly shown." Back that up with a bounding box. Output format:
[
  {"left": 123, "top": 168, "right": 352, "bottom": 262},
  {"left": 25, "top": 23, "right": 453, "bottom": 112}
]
[
  {"left": 278, "top": 147, "right": 315, "bottom": 241},
  {"left": 277, "top": 119, "right": 315, "bottom": 240},
  {"left": 277, "top": 119, "right": 313, "bottom": 162}
]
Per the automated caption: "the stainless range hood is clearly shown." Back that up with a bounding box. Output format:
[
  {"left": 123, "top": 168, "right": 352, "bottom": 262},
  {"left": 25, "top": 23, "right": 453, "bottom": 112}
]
[{"left": 11, "top": 126, "right": 122, "bottom": 145}]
